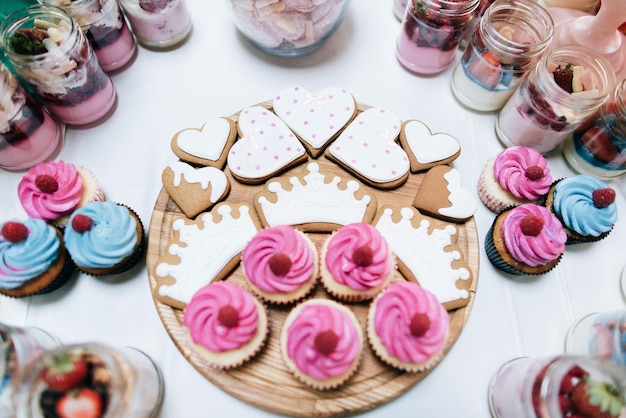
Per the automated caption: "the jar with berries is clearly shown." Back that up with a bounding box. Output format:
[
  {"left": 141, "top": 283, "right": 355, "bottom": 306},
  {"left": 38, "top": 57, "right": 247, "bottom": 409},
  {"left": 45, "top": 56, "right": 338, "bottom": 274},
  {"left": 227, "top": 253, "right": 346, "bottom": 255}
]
[
  {"left": 562, "top": 78, "right": 626, "bottom": 178},
  {"left": 489, "top": 355, "right": 626, "bottom": 418},
  {"left": 396, "top": 0, "right": 480, "bottom": 75},
  {"left": 496, "top": 45, "right": 616, "bottom": 154}
]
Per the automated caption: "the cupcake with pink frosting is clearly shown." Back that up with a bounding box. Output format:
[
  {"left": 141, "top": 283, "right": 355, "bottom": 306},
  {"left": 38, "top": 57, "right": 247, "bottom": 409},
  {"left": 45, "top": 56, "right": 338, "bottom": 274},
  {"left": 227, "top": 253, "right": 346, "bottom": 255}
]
[
  {"left": 280, "top": 298, "right": 363, "bottom": 390},
  {"left": 183, "top": 281, "right": 269, "bottom": 369},
  {"left": 320, "top": 223, "right": 395, "bottom": 302},
  {"left": 367, "top": 281, "right": 449, "bottom": 372},
  {"left": 18, "top": 160, "right": 104, "bottom": 227},
  {"left": 242, "top": 225, "right": 318, "bottom": 304},
  {"left": 485, "top": 203, "right": 567, "bottom": 275},
  {"left": 477, "top": 146, "right": 553, "bottom": 213}
]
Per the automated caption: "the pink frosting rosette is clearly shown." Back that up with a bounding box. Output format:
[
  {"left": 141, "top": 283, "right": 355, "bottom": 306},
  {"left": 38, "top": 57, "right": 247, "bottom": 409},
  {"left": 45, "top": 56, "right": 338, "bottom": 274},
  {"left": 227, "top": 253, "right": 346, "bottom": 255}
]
[{"left": 493, "top": 146, "right": 552, "bottom": 201}]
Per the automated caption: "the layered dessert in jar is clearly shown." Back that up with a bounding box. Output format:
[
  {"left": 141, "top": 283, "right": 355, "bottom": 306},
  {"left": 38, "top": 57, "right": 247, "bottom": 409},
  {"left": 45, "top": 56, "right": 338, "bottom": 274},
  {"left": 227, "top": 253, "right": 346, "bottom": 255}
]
[
  {"left": 0, "top": 64, "right": 63, "bottom": 171},
  {"left": 0, "top": 5, "right": 116, "bottom": 126},
  {"left": 118, "top": 0, "right": 192, "bottom": 50},
  {"left": 566, "top": 311, "right": 626, "bottom": 366}
]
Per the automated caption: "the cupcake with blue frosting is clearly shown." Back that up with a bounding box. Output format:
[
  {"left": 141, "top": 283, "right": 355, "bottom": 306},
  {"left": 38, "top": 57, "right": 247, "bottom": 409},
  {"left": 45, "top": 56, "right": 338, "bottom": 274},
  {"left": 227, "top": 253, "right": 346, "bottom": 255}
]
[{"left": 64, "top": 201, "right": 145, "bottom": 275}]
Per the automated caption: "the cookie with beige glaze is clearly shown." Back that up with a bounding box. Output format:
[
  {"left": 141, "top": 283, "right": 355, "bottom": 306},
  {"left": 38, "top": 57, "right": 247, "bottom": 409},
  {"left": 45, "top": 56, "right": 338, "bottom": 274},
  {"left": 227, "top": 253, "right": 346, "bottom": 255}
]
[
  {"left": 171, "top": 117, "right": 237, "bottom": 168},
  {"left": 399, "top": 120, "right": 461, "bottom": 173},
  {"left": 162, "top": 161, "right": 230, "bottom": 219}
]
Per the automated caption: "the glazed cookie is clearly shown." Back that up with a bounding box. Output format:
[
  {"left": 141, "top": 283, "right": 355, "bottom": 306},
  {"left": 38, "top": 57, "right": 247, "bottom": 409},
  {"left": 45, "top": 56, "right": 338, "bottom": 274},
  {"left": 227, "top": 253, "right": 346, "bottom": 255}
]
[
  {"left": 399, "top": 120, "right": 461, "bottom": 173},
  {"left": 153, "top": 203, "right": 262, "bottom": 310},
  {"left": 273, "top": 86, "right": 357, "bottom": 157},
  {"left": 373, "top": 205, "right": 473, "bottom": 310},
  {"left": 325, "top": 107, "right": 410, "bottom": 189},
  {"left": 412, "top": 165, "right": 477, "bottom": 223},
  {"left": 162, "top": 161, "right": 230, "bottom": 219},
  {"left": 253, "top": 162, "right": 377, "bottom": 232},
  {"left": 227, "top": 106, "right": 308, "bottom": 184},
  {"left": 170, "top": 117, "right": 237, "bottom": 168}
]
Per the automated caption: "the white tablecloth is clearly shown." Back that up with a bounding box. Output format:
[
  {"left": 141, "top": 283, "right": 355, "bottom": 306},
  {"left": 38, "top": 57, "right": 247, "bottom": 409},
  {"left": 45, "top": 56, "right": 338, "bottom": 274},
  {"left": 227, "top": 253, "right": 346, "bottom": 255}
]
[{"left": 1, "top": 1, "right": 625, "bottom": 417}]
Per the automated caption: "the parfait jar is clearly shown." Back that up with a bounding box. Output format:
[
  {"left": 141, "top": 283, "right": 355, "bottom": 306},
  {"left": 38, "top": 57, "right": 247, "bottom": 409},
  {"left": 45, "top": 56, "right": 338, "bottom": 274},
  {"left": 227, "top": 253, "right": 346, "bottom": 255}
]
[
  {"left": 495, "top": 45, "right": 615, "bottom": 154},
  {"left": 451, "top": 0, "right": 554, "bottom": 112},
  {"left": 11, "top": 343, "right": 164, "bottom": 418},
  {"left": 225, "top": 0, "right": 352, "bottom": 57},
  {"left": 562, "top": 78, "right": 626, "bottom": 178},
  {"left": 396, "top": 0, "right": 480, "bottom": 75},
  {"left": 0, "top": 63, "right": 64, "bottom": 171},
  {"left": 117, "top": 0, "right": 192, "bottom": 50},
  {"left": 489, "top": 355, "right": 626, "bottom": 418},
  {"left": 37, "top": 0, "right": 137, "bottom": 72},
  {"left": 0, "top": 5, "right": 117, "bottom": 126}
]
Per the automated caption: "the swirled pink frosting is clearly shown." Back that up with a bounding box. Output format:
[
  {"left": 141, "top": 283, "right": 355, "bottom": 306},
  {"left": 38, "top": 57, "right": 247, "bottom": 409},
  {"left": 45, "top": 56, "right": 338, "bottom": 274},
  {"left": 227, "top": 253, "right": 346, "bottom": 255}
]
[
  {"left": 183, "top": 282, "right": 259, "bottom": 353},
  {"left": 501, "top": 204, "right": 566, "bottom": 267},
  {"left": 372, "top": 282, "right": 449, "bottom": 364},
  {"left": 18, "top": 161, "right": 84, "bottom": 222},
  {"left": 286, "top": 301, "right": 361, "bottom": 380},
  {"left": 324, "top": 223, "right": 392, "bottom": 291},
  {"left": 242, "top": 226, "right": 316, "bottom": 293},
  {"left": 493, "top": 146, "right": 552, "bottom": 200}
]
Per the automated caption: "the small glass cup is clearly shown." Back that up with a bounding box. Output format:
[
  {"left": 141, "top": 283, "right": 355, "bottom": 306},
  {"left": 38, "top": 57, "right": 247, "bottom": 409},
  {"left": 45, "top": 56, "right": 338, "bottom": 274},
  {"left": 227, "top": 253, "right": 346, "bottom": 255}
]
[
  {"left": 0, "top": 5, "right": 117, "bottom": 126},
  {"left": 451, "top": 0, "right": 554, "bottom": 112},
  {"left": 543, "top": 0, "right": 600, "bottom": 14},
  {"left": 0, "top": 324, "right": 59, "bottom": 417},
  {"left": 12, "top": 343, "right": 164, "bottom": 418},
  {"left": 118, "top": 0, "right": 192, "bottom": 50},
  {"left": 495, "top": 45, "right": 616, "bottom": 154},
  {"left": 0, "top": 63, "right": 64, "bottom": 171},
  {"left": 565, "top": 311, "right": 626, "bottom": 366},
  {"left": 489, "top": 354, "right": 626, "bottom": 418},
  {"left": 225, "top": 0, "right": 351, "bottom": 57},
  {"left": 38, "top": 0, "right": 137, "bottom": 72}
]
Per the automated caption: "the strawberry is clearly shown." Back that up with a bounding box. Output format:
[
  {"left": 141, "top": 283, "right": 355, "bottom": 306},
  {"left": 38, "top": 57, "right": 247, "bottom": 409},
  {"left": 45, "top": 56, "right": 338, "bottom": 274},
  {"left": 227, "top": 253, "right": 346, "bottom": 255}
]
[
  {"left": 592, "top": 188, "right": 616, "bottom": 208},
  {"left": 41, "top": 352, "right": 88, "bottom": 392},
  {"left": 138, "top": 0, "right": 170, "bottom": 13},
  {"left": 35, "top": 174, "right": 59, "bottom": 193},
  {"left": 352, "top": 245, "right": 373, "bottom": 267},
  {"left": 2, "top": 221, "right": 29, "bottom": 243},
  {"left": 314, "top": 330, "right": 338, "bottom": 355},
  {"left": 56, "top": 388, "right": 102, "bottom": 418},
  {"left": 553, "top": 64, "right": 574, "bottom": 93},
  {"left": 520, "top": 214, "right": 544, "bottom": 237},
  {"left": 217, "top": 305, "right": 239, "bottom": 328},
  {"left": 579, "top": 126, "right": 620, "bottom": 163},
  {"left": 10, "top": 28, "right": 48, "bottom": 55},
  {"left": 71, "top": 214, "right": 93, "bottom": 233},
  {"left": 466, "top": 50, "right": 502, "bottom": 90},
  {"left": 410, "top": 313, "right": 431, "bottom": 337},
  {"left": 268, "top": 253, "right": 292, "bottom": 276},
  {"left": 524, "top": 165, "right": 545, "bottom": 181},
  {"left": 570, "top": 376, "right": 625, "bottom": 418}
]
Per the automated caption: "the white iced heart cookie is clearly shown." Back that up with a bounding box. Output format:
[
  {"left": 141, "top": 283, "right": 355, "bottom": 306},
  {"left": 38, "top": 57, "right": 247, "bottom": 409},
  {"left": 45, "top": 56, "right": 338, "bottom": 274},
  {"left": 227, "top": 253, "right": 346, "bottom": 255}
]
[
  {"left": 171, "top": 117, "right": 236, "bottom": 168},
  {"left": 325, "top": 107, "right": 410, "bottom": 189},
  {"left": 273, "top": 86, "right": 357, "bottom": 157},
  {"left": 412, "top": 165, "right": 477, "bottom": 223},
  {"left": 400, "top": 120, "right": 461, "bottom": 172},
  {"left": 228, "top": 106, "right": 308, "bottom": 184}
]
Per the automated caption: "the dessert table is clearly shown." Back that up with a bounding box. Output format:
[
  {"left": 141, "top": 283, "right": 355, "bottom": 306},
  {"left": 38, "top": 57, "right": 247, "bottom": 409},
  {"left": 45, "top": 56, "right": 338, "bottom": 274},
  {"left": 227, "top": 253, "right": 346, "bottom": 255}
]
[{"left": 1, "top": 0, "right": 625, "bottom": 417}]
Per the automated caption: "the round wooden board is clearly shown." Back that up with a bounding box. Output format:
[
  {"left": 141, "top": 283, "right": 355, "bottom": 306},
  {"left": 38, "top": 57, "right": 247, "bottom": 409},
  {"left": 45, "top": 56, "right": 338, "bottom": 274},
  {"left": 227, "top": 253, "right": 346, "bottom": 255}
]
[{"left": 146, "top": 102, "right": 480, "bottom": 417}]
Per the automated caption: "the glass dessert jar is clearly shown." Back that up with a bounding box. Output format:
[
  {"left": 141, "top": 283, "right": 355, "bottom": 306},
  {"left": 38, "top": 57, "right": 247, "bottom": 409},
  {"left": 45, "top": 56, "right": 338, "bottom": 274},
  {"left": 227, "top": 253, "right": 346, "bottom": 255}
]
[
  {"left": 0, "top": 324, "right": 59, "bottom": 417},
  {"left": 562, "top": 78, "right": 626, "bottom": 178},
  {"left": 566, "top": 310, "right": 626, "bottom": 366},
  {"left": 225, "top": 0, "right": 351, "bottom": 57},
  {"left": 396, "top": 0, "right": 479, "bottom": 75},
  {"left": 0, "top": 5, "right": 117, "bottom": 126},
  {"left": 451, "top": 0, "right": 554, "bottom": 112},
  {"left": 495, "top": 45, "right": 616, "bottom": 154},
  {"left": 0, "top": 63, "right": 64, "bottom": 171},
  {"left": 11, "top": 343, "right": 164, "bottom": 418},
  {"left": 117, "top": 0, "right": 192, "bottom": 50},
  {"left": 37, "top": 0, "right": 137, "bottom": 72},
  {"left": 489, "top": 355, "right": 626, "bottom": 418}
]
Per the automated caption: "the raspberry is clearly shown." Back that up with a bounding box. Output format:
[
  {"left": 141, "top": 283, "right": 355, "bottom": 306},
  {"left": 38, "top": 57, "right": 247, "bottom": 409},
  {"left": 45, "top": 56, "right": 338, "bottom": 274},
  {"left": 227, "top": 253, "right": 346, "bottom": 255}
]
[
  {"left": 268, "top": 253, "right": 292, "bottom": 276},
  {"left": 592, "top": 188, "right": 616, "bottom": 208},
  {"left": 71, "top": 214, "right": 93, "bottom": 233},
  {"left": 314, "top": 330, "right": 338, "bottom": 355},
  {"left": 525, "top": 166, "right": 545, "bottom": 180},
  {"left": 352, "top": 245, "right": 373, "bottom": 267},
  {"left": 1, "top": 221, "right": 29, "bottom": 243},
  {"left": 520, "top": 214, "right": 544, "bottom": 236},
  {"left": 410, "top": 313, "right": 431, "bottom": 337},
  {"left": 217, "top": 305, "right": 239, "bottom": 328},
  {"left": 35, "top": 174, "right": 59, "bottom": 194}
]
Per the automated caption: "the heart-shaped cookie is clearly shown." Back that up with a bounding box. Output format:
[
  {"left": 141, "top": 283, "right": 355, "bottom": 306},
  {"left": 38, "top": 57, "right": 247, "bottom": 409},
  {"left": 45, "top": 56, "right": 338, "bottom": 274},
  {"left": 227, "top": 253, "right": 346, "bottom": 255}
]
[
  {"left": 273, "top": 86, "right": 357, "bottom": 157},
  {"left": 412, "top": 165, "right": 477, "bottom": 223},
  {"left": 400, "top": 120, "right": 461, "bottom": 173},
  {"left": 227, "top": 106, "right": 308, "bottom": 184},
  {"left": 162, "top": 161, "right": 230, "bottom": 218},
  {"left": 171, "top": 117, "right": 236, "bottom": 168},
  {"left": 325, "top": 107, "right": 410, "bottom": 189}
]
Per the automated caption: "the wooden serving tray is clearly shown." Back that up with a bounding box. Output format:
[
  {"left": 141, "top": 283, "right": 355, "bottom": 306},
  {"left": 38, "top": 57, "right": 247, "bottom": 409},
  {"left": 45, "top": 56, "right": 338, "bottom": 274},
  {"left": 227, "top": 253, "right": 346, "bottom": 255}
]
[{"left": 146, "top": 103, "right": 480, "bottom": 417}]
